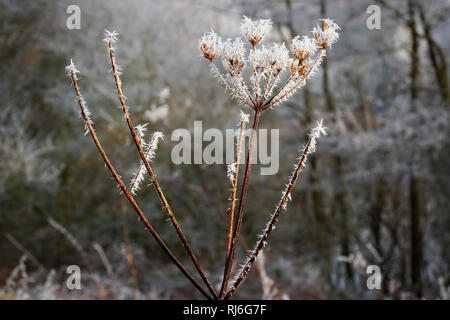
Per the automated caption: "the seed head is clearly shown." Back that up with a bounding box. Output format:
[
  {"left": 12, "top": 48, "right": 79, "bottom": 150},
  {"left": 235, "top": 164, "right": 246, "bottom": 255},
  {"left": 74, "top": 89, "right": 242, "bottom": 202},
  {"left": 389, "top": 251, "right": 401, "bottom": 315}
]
[
  {"left": 200, "top": 30, "right": 222, "bottom": 61},
  {"left": 312, "top": 19, "right": 340, "bottom": 48},
  {"left": 292, "top": 36, "right": 318, "bottom": 62},
  {"left": 222, "top": 38, "right": 246, "bottom": 75},
  {"left": 241, "top": 16, "right": 272, "bottom": 46}
]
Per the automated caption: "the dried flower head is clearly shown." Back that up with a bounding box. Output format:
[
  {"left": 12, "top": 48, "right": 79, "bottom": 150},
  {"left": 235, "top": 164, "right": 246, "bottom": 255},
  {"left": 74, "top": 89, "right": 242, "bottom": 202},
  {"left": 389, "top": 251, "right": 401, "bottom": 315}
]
[
  {"left": 241, "top": 16, "right": 272, "bottom": 46},
  {"left": 201, "top": 17, "right": 339, "bottom": 110},
  {"left": 313, "top": 19, "right": 340, "bottom": 48},
  {"left": 292, "top": 36, "right": 318, "bottom": 61},
  {"left": 222, "top": 38, "right": 246, "bottom": 75},
  {"left": 200, "top": 30, "right": 222, "bottom": 61},
  {"left": 268, "top": 43, "right": 289, "bottom": 74}
]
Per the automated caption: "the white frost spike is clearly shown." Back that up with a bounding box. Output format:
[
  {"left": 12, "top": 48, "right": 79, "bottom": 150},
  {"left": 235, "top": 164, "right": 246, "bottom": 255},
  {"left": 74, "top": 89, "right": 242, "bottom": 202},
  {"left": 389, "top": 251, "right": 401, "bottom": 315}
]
[
  {"left": 292, "top": 36, "right": 318, "bottom": 60},
  {"left": 311, "top": 119, "right": 328, "bottom": 138},
  {"left": 309, "top": 119, "right": 327, "bottom": 152},
  {"left": 104, "top": 30, "right": 119, "bottom": 43},
  {"left": 135, "top": 123, "right": 148, "bottom": 144},
  {"left": 240, "top": 110, "right": 250, "bottom": 124},
  {"left": 241, "top": 16, "right": 272, "bottom": 46},
  {"left": 227, "top": 162, "right": 237, "bottom": 181},
  {"left": 312, "top": 19, "right": 340, "bottom": 48},
  {"left": 222, "top": 38, "right": 245, "bottom": 66},
  {"left": 65, "top": 59, "right": 80, "bottom": 78},
  {"left": 129, "top": 131, "right": 164, "bottom": 195},
  {"left": 66, "top": 60, "right": 94, "bottom": 135}
]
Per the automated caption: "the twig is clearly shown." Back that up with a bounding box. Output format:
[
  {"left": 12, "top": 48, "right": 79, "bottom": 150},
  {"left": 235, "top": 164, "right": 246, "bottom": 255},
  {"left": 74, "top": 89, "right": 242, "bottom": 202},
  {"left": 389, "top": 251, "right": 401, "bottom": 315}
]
[
  {"left": 263, "top": 49, "right": 326, "bottom": 110},
  {"left": 67, "top": 64, "right": 213, "bottom": 300},
  {"left": 106, "top": 34, "right": 217, "bottom": 299},
  {"left": 220, "top": 112, "right": 248, "bottom": 297},
  {"left": 224, "top": 121, "right": 327, "bottom": 299},
  {"left": 220, "top": 108, "right": 261, "bottom": 297}
]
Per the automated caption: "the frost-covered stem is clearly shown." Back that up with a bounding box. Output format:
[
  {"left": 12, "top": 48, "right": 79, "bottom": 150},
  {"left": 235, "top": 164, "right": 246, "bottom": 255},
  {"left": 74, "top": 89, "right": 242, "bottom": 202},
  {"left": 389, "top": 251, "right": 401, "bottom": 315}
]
[
  {"left": 220, "top": 115, "right": 247, "bottom": 298},
  {"left": 128, "top": 137, "right": 157, "bottom": 194},
  {"left": 211, "top": 63, "right": 254, "bottom": 108},
  {"left": 69, "top": 68, "right": 213, "bottom": 300},
  {"left": 237, "top": 73, "right": 255, "bottom": 108},
  {"left": 263, "top": 71, "right": 296, "bottom": 107},
  {"left": 107, "top": 41, "right": 217, "bottom": 299},
  {"left": 264, "top": 49, "right": 326, "bottom": 110},
  {"left": 220, "top": 108, "right": 261, "bottom": 298},
  {"left": 224, "top": 126, "right": 322, "bottom": 299},
  {"left": 251, "top": 45, "right": 260, "bottom": 107},
  {"left": 262, "top": 71, "right": 280, "bottom": 102}
]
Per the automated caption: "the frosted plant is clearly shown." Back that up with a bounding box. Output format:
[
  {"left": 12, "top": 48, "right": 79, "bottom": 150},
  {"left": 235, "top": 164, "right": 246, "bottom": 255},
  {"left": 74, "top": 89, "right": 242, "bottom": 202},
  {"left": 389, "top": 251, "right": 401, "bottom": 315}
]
[
  {"left": 66, "top": 15, "right": 338, "bottom": 300},
  {"left": 200, "top": 16, "right": 339, "bottom": 110},
  {"left": 200, "top": 16, "right": 339, "bottom": 298}
]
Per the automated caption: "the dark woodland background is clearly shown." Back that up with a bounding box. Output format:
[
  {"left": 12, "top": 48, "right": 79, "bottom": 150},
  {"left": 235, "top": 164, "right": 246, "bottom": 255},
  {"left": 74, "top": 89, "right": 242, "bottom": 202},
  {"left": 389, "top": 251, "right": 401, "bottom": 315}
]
[{"left": 0, "top": 0, "right": 449, "bottom": 299}]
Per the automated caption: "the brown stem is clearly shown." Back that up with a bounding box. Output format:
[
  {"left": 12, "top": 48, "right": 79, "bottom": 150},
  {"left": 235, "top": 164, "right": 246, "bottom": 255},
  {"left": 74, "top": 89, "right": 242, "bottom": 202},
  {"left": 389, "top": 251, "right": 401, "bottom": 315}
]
[
  {"left": 69, "top": 70, "right": 213, "bottom": 300},
  {"left": 224, "top": 133, "right": 315, "bottom": 299},
  {"left": 220, "top": 108, "right": 261, "bottom": 298},
  {"left": 107, "top": 42, "right": 218, "bottom": 299},
  {"left": 220, "top": 116, "right": 246, "bottom": 298}
]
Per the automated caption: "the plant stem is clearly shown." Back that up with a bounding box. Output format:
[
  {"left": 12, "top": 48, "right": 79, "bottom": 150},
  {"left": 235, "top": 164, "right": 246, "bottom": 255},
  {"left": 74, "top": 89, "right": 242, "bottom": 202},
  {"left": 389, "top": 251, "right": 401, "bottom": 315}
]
[
  {"left": 70, "top": 70, "right": 213, "bottom": 300},
  {"left": 220, "top": 116, "right": 246, "bottom": 298},
  {"left": 224, "top": 133, "right": 315, "bottom": 299},
  {"left": 220, "top": 108, "right": 261, "bottom": 298},
  {"left": 108, "top": 42, "right": 218, "bottom": 299}
]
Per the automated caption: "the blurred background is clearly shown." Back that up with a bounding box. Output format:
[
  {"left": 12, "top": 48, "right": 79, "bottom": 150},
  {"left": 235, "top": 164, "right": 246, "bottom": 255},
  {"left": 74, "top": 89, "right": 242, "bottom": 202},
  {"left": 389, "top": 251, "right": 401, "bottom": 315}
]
[{"left": 0, "top": 0, "right": 449, "bottom": 299}]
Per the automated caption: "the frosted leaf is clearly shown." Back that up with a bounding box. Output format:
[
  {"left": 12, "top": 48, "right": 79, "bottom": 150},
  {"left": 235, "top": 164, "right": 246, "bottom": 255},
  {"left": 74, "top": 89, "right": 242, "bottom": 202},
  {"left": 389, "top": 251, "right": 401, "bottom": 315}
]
[
  {"left": 268, "top": 43, "right": 289, "bottom": 74},
  {"left": 311, "top": 119, "right": 328, "bottom": 138}
]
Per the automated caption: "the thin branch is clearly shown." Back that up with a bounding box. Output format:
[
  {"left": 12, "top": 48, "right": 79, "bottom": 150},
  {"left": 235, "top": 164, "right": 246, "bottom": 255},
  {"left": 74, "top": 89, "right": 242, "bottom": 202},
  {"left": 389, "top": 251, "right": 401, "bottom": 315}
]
[
  {"left": 220, "top": 108, "right": 261, "bottom": 298},
  {"left": 68, "top": 66, "right": 213, "bottom": 300},
  {"left": 210, "top": 62, "right": 255, "bottom": 108},
  {"left": 220, "top": 112, "right": 248, "bottom": 298},
  {"left": 224, "top": 121, "right": 327, "bottom": 299},
  {"left": 106, "top": 38, "right": 218, "bottom": 299}
]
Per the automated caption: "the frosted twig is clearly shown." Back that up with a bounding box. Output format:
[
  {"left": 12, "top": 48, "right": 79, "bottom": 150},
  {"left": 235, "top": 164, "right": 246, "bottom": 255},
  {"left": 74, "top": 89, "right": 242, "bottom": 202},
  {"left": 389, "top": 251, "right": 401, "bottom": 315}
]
[
  {"left": 224, "top": 120, "right": 327, "bottom": 299},
  {"left": 105, "top": 33, "right": 217, "bottom": 299},
  {"left": 220, "top": 111, "right": 249, "bottom": 298},
  {"left": 66, "top": 60, "right": 213, "bottom": 300}
]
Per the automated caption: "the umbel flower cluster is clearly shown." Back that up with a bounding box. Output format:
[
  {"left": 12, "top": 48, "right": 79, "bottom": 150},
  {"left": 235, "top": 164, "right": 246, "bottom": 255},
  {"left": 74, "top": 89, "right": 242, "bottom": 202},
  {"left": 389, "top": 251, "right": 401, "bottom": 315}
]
[
  {"left": 200, "top": 16, "right": 339, "bottom": 110},
  {"left": 66, "top": 16, "right": 339, "bottom": 300}
]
